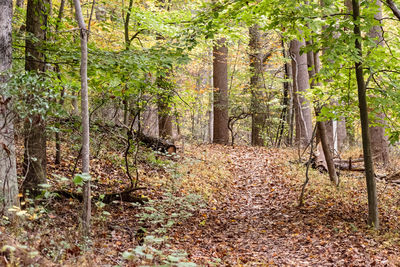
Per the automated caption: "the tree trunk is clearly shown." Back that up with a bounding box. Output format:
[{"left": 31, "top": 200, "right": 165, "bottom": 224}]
[
  {"left": 213, "top": 38, "right": 229, "bottom": 145},
  {"left": 0, "top": 0, "right": 19, "bottom": 216},
  {"left": 209, "top": 50, "right": 214, "bottom": 143},
  {"left": 156, "top": 74, "right": 173, "bottom": 139},
  {"left": 352, "top": 0, "right": 379, "bottom": 228},
  {"left": 249, "top": 25, "right": 265, "bottom": 146},
  {"left": 23, "top": 0, "right": 50, "bottom": 193},
  {"left": 368, "top": 1, "right": 389, "bottom": 164},
  {"left": 306, "top": 41, "right": 339, "bottom": 185},
  {"left": 276, "top": 40, "right": 290, "bottom": 147},
  {"left": 73, "top": 0, "right": 91, "bottom": 236},
  {"left": 289, "top": 39, "right": 312, "bottom": 146},
  {"left": 158, "top": 100, "right": 173, "bottom": 139},
  {"left": 55, "top": 0, "right": 66, "bottom": 165}
]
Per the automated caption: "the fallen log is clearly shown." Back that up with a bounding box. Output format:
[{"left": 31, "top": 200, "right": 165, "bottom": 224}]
[
  {"left": 333, "top": 157, "right": 365, "bottom": 164},
  {"left": 335, "top": 163, "right": 365, "bottom": 172},
  {"left": 54, "top": 187, "right": 148, "bottom": 204},
  {"left": 136, "top": 132, "right": 176, "bottom": 154}
]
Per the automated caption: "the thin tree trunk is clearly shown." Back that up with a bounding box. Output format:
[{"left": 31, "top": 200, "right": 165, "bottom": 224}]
[
  {"left": 73, "top": 0, "right": 91, "bottom": 235},
  {"left": 55, "top": 0, "right": 66, "bottom": 165},
  {"left": 124, "top": 0, "right": 134, "bottom": 49},
  {"left": 317, "top": 119, "right": 339, "bottom": 185},
  {"left": 0, "top": 0, "right": 19, "bottom": 217},
  {"left": 23, "top": 0, "right": 50, "bottom": 193},
  {"left": 213, "top": 38, "right": 229, "bottom": 145},
  {"left": 277, "top": 39, "right": 290, "bottom": 147},
  {"left": 386, "top": 0, "right": 400, "bottom": 20},
  {"left": 209, "top": 49, "right": 214, "bottom": 143},
  {"left": 352, "top": 0, "right": 379, "bottom": 228}
]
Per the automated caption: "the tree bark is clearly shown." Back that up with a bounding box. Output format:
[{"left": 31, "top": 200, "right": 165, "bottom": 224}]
[
  {"left": 289, "top": 39, "right": 312, "bottom": 146},
  {"left": 352, "top": 0, "right": 379, "bottom": 228},
  {"left": 156, "top": 74, "right": 173, "bottom": 139},
  {"left": 249, "top": 25, "right": 266, "bottom": 146},
  {"left": 368, "top": 0, "right": 389, "bottom": 164},
  {"left": 213, "top": 38, "right": 229, "bottom": 145},
  {"left": 158, "top": 99, "right": 173, "bottom": 139},
  {"left": 73, "top": 0, "right": 91, "bottom": 236},
  {"left": 0, "top": 0, "right": 19, "bottom": 216},
  {"left": 22, "top": 0, "right": 50, "bottom": 193}
]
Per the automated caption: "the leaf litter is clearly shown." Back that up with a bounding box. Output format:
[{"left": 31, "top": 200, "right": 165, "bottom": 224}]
[{"left": 4, "top": 142, "right": 400, "bottom": 266}]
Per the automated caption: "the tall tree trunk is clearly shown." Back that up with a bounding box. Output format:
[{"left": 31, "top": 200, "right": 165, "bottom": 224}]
[
  {"left": 277, "top": 39, "right": 290, "bottom": 147},
  {"left": 352, "top": 0, "right": 379, "bottom": 228},
  {"left": 368, "top": 0, "right": 389, "bottom": 164},
  {"left": 213, "top": 38, "right": 229, "bottom": 145},
  {"left": 289, "top": 39, "right": 312, "bottom": 146},
  {"left": 208, "top": 49, "right": 214, "bottom": 143},
  {"left": 249, "top": 25, "right": 265, "bottom": 146},
  {"left": 0, "top": 0, "right": 19, "bottom": 216},
  {"left": 22, "top": 0, "right": 50, "bottom": 193},
  {"left": 55, "top": 0, "right": 66, "bottom": 165},
  {"left": 73, "top": 0, "right": 91, "bottom": 235}
]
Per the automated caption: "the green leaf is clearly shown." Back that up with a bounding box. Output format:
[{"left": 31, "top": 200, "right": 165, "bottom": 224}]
[
  {"left": 122, "top": 251, "right": 134, "bottom": 260},
  {"left": 177, "top": 262, "right": 197, "bottom": 267},
  {"left": 73, "top": 173, "right": 91, "bottom": 186}
]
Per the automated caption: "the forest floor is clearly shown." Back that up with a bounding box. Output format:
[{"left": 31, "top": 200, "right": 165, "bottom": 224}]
[{"left": 2, "top": 142, "right": 400, "bottom": 266}]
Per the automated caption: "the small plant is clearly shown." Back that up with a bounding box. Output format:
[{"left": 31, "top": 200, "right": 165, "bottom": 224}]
[
  {"left": 123, "top": 235, "right": 197, "bottom": 266},
  {"left": 123, "top": 192, "right": 206, "bottom": 265}
]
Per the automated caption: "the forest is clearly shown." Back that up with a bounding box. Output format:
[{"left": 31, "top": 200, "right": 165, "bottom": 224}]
[{"left": 1, "top": 0, "right": 400, "bottom": 265}]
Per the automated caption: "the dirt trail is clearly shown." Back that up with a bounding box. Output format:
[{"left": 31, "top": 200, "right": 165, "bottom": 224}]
[{"left": 170, "top": 146, "right": 393, "bottom": 266}]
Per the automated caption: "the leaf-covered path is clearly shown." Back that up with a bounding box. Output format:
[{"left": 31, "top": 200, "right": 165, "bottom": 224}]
[{"left": 170, "top": 145, "right": 398, "bottom": 266}]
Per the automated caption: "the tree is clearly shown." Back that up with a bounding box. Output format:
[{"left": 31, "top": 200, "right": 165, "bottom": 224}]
[
  {"left": 289, "top": 39, "right": 312, "bottom": 146},
  {"left": 54, "top": 0, "right": 67, "bottom": 165},
  {"left": 352, "top": 0, "right": 379, "bottom": 228},
  {"left": 158, "top": 94, "right": 174, "bottom": 139},
  {"left": 22, "top": 0, "right": 50, "bottom": 193},
  {"left": 73, "top": 0, "right": 91, "bottom": 235},
  {"left": 213, "top": 38, "right": 229, "bottom": 145},
  {"left": 368, "top": 0, "right": 389, "bottom": 164},
  {"left": 0, "top": 0, "right": 19, "bottom": 216},
  {"left": 249, "top": 24, "right": 266, "bottom": 146},
  {"left": 307, "top": 46, "right": 339, "bottom": 185}
]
